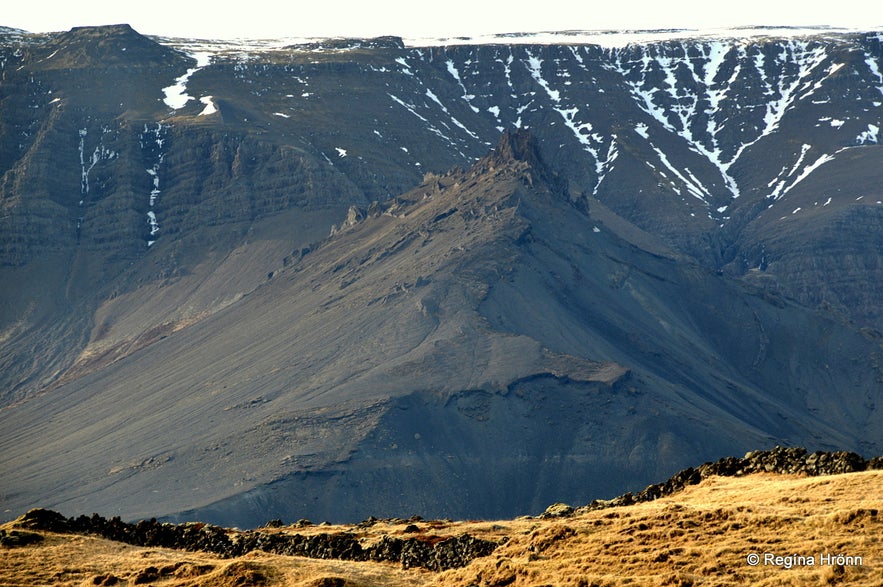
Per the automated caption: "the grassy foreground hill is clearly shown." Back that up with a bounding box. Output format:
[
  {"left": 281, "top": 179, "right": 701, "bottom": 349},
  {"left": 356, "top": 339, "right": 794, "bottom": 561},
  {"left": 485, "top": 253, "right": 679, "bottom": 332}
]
[{"left": 2, "top": 469, "right": 881, "bottom": 586}]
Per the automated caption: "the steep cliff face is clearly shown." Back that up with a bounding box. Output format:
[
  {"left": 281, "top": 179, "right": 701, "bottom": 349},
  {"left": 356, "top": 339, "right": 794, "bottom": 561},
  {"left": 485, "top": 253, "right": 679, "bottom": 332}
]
[
  {"left": 0, "top": 26, "right": 373, "bottom": 401},
  {"left": 0, "top": 26, "right": 881, "bottom": 526},
  {"left": 4, "top": 28, "right": 880, "bottom": 331}
]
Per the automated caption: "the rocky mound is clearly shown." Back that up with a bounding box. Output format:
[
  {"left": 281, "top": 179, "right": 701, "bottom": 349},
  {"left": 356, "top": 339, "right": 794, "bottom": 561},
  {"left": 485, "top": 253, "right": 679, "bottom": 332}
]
[
  {"left": 26, "top": 24, "right": 188, "bottom": 70},
  {"left": 538, "top": 446, "right": 883, "bottom": 517}
]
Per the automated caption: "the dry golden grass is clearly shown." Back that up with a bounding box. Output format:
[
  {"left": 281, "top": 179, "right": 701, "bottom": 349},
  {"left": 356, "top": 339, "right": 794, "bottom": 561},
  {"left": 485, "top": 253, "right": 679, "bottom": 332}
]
[{"left": 2, "top": 471, "right": 881, "bottom": 586}]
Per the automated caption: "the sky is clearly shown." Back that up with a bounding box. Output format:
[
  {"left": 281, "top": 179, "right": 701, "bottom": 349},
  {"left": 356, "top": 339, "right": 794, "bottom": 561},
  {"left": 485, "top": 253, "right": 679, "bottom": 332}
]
[{"left": 4, "top": 0, "right": 881, "bottom": 40}]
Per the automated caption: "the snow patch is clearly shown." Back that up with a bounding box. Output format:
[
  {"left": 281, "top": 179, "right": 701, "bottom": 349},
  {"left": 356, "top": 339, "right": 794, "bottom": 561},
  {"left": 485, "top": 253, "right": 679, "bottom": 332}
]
[
  {"left": 146, "top": 168, "right": 160, "bottom": 206},
  {"left": 388, "top": 93, "right": 455, "bottom": 144},
  {"left": 78, "top": 127, "right": 117, "bottom": 199},
  {"left": 445, "top": 60, "right": 480, "bottom": 113},
  {"left": 857, "top": 123, "right": 880, "bottom": 144},
  {"left": 140, "top": 123, "right": 166, "bottom": 246},
  {"left": 147, "top": 211, "right": 159, "bottom": 235},
  {"left": 162, "top": 51, "right": 212, "bottom": 110},
  {"left": 198, "top": 96, "right": 217, "bottom": 116},
  {"left": 163, "top": 71, "right": 196, "bottom": 109},
  {"left": 395, "top": 56, "right": 413, "bottom": 75},
  {"left": 525, "top": 53, "right": 560, "bottom": 101},
  {"left": 866, "top": 54, "right": 883, "bottom": 97},
  {"left": 424, "top": 88, "right": 479, "bottom": 140},
  {"left": 772, "top": 151, "right": 836, "bottom": 199},
  {"left": 648, "top": 139, "right": 711, "bottom": 202}
]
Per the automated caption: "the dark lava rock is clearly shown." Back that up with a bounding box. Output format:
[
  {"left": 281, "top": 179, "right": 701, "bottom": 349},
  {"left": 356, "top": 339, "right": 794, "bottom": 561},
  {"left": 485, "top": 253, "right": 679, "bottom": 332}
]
[
  {"left": 263, "top": 519, "right": 283, "bottom": 528},
  {"left": 0, "top": 529, "right": 44, "bottom": 547},
  {"left": 17, "top": 508, "right": 70, "bottom": 533},
  {"left": 540, "top": 503, "right": 575, "bottom": 519},
  {"left": 12, "top": 509, "right": 499, "bottom": 571},
  {"left": 576, "top": 446, "right": 879, "bottom": 515},
  {"left": 310, "top": 578, "right": 347, "bottom": 587}
]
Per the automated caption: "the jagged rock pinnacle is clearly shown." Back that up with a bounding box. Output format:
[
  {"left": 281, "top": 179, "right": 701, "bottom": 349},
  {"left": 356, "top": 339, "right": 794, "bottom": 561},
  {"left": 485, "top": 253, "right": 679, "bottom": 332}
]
[
  {"left": 480, "top": 129, "right": 570, "bottom": 201},
  {"left": 488, "top": 129, "right": 543, "bottom": 167}
]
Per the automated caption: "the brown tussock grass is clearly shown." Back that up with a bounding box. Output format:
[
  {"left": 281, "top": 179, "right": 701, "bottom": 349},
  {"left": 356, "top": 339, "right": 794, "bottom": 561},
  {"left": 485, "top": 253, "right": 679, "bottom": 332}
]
[{"left": 2, "top": 471, "right": 881, "bottom": 586}]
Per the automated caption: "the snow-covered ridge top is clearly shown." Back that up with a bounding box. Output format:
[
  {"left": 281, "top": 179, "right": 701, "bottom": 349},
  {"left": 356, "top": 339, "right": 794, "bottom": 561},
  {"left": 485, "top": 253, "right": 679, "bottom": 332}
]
[
  {"left": 152, "top": 35, "right": 404, "bottom": 57},
  {"left": 153, "top": 35, "right": 336, "bottom": 55},
  {"left": 152, "top": 26, "right": 880, "bottom": 55},
  {"left": 405, "top": 26, "right": 879, "bottom": 48},
  {"left": 3, "top": 25, "right": 878, "bottom": 56}
]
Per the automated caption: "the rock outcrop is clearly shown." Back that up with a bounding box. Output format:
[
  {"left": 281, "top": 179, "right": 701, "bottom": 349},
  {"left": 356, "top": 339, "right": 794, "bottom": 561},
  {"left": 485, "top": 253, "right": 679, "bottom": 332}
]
[{"left": 573, "top": 446, "right": 883, "bottom": 514}]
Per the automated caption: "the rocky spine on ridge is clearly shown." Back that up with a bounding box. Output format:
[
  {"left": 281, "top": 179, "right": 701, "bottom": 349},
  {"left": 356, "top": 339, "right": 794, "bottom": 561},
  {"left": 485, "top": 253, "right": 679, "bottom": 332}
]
[
  {"left": 569, "top": 446, "right": 883, "bottom": 514},
  {"left": 13, "top": 509, "right": 499, "bottom": 571}
]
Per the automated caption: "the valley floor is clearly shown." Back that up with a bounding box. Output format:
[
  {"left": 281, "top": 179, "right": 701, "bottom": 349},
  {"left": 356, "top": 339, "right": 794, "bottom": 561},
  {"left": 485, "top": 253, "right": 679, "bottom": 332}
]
[{"left": 2, "top": 471, "right": 881, "bottom": 586}]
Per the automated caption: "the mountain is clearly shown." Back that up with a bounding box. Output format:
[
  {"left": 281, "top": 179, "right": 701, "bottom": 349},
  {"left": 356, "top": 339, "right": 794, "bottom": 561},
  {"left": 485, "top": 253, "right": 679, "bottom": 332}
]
[{"left": 0, "top": 25, "right": 881, "bottom": 526}]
